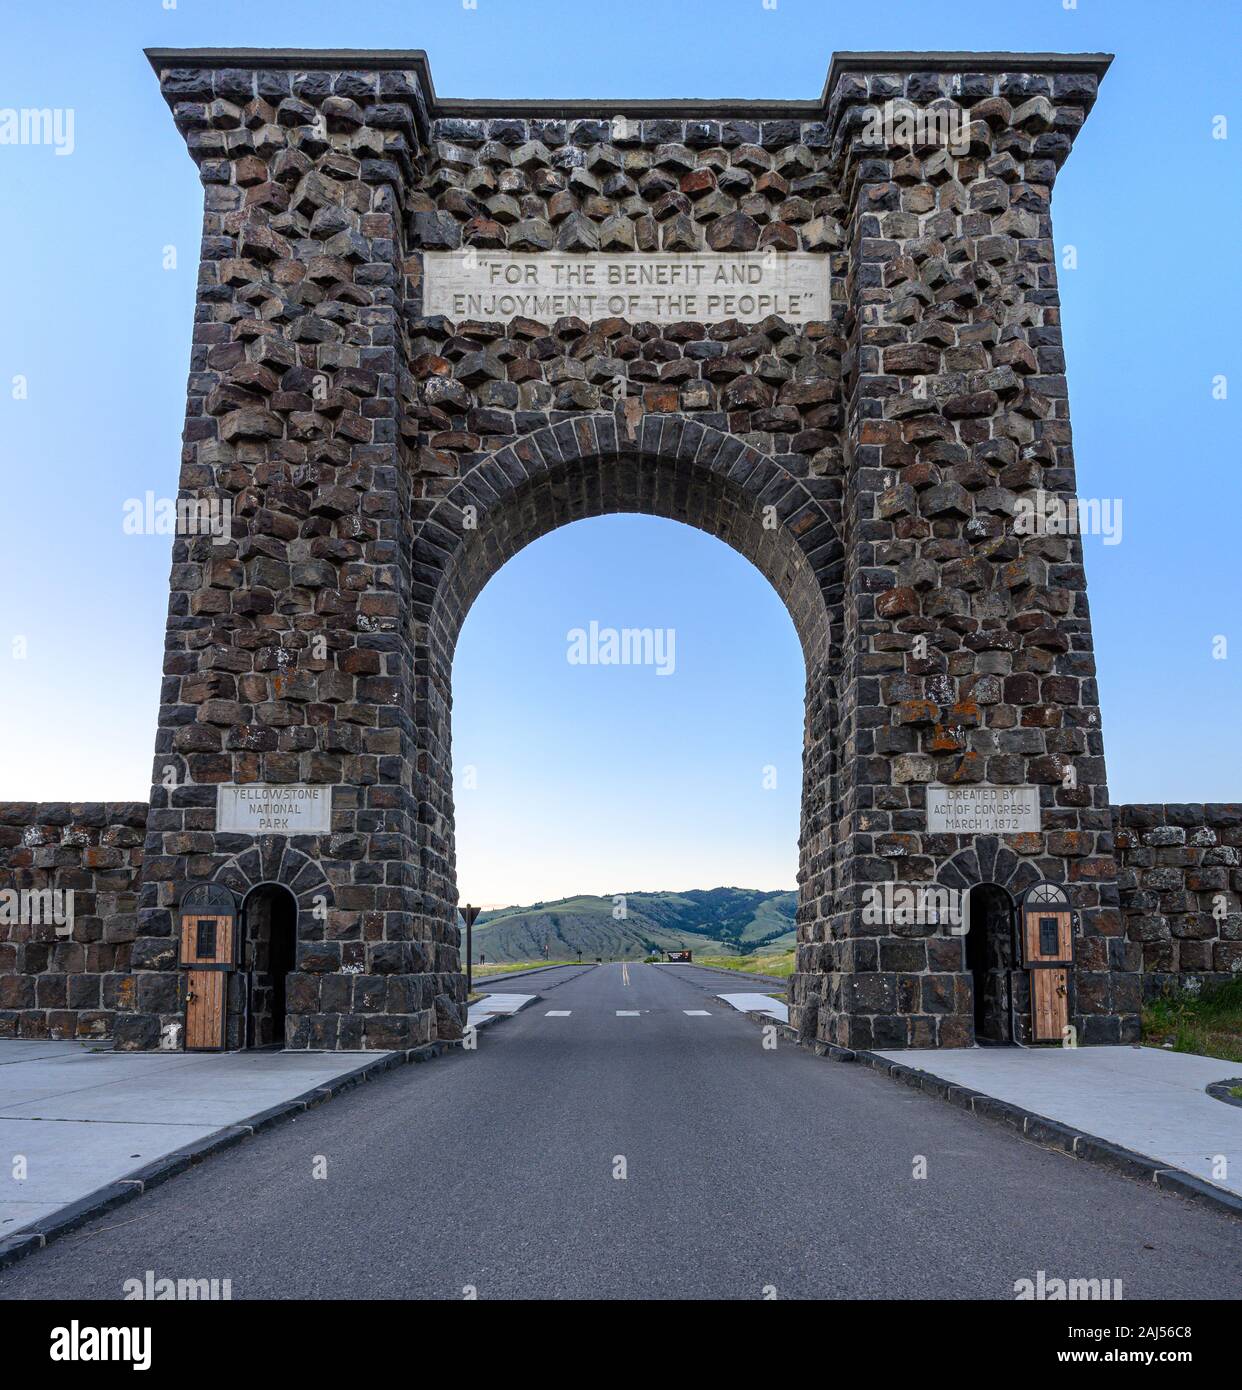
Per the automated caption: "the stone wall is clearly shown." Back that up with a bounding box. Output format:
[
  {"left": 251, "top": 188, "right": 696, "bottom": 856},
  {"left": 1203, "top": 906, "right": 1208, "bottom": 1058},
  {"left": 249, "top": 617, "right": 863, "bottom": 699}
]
[
  {"left": 0, "top": 800, "right": 1239, "bottom": 1039},
  {"left": 0, "top": 799, "right": 1237, "bottom": 1042},
  {"left": 0, "top": 803, "right": 146, "bottom": 1040},
  {"left": 1113, "top": 804, "right": 1242, "bottom": 996}
]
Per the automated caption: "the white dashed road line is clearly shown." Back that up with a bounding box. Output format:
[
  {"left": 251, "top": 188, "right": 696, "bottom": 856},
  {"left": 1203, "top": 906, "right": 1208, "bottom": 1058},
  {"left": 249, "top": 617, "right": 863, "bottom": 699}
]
[{"left": 537, "top": 1009, "right": 713, "bottom": 1019}]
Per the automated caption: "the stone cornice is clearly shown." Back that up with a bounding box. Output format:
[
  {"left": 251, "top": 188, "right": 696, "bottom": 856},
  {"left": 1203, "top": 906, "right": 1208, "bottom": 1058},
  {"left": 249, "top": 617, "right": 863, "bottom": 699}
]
[
  {"left": 144, "top": 47, "right": 435, "bottom": 73},
  {"left": 824, "top": 50, "right": 1112, "bottom": 92},
  {"left": 145, "top": 47, "right": 1113, "bottom": 121}
]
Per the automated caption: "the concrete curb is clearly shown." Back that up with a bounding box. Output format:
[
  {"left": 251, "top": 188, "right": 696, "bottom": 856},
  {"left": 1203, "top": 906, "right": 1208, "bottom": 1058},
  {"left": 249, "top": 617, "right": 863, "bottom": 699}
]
[
  {"left": 0, "top": 1039, "right": 459, "bottom": 1272},
  {"left": 794, "top": 1037, "right": 1242, "bottom": 1222},
  {"left": 468, "top": 1004, "right": 529, "bottom": 1030},
  {"left": 1206, "top": 1077, "right": 1242, "bottom": 1110},
  {"left": 739, "top": 1007, "right": 792, "bottom": 1028}
]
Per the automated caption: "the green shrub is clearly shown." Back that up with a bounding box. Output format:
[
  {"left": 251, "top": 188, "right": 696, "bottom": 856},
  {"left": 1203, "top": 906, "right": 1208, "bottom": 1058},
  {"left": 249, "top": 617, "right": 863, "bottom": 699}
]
[{"left": 1142, "top": 978, "right": 1242, "bottom": 1064}]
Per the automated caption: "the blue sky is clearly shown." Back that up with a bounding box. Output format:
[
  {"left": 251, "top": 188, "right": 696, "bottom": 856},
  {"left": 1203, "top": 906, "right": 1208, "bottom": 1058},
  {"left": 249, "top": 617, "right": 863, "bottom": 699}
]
[{"left": 0, "top": 1, "right": 1238, "bottom": 906}]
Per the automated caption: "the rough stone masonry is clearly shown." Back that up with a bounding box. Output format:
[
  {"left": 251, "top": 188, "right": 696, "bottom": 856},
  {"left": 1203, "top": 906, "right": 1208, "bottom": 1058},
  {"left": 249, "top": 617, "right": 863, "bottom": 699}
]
[{"left": 1, "top": 49, "right": 1237, "bottom": 1052}]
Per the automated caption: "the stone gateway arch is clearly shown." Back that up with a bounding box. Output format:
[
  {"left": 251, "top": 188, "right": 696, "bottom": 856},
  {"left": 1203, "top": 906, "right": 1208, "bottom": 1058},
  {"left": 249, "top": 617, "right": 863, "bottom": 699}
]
[{"left": 25, "top": 46, "right": 1241, "bottom": 1058}]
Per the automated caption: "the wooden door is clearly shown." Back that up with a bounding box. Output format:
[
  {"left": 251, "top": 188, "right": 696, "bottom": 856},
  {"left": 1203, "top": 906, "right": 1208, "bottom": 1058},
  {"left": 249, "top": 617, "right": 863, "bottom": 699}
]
[
  {"left": 1024, "top": 908, "right": 1072, "bottom": 1041},
  {"left": 185, "top": 971, "right": 226, "bottom": 1050},
  {"left": 1031, "top": 967, "right": 1069, "bottom": 1042},
  {"left": 180, "top": 912, "right": 234, "bottom": 1051}
]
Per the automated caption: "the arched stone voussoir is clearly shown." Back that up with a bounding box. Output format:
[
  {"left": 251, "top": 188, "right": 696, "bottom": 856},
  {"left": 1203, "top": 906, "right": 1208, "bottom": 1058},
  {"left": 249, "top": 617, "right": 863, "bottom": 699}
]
[
  {"left": 209, "top": 843, "right": 332, "bottom": 911},
  {"left": 937, "top": 840, "right": 1045, "bottom": 895},
  {"left": 419, "top": 412, "right": 841, "bottom": 662}
]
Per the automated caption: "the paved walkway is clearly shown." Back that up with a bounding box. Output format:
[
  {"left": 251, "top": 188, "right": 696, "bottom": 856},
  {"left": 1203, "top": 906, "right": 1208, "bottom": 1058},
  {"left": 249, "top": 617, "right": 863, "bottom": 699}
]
[
  {"left": 717, "top": 991, "right": 789, "bottom": 1022},
  {"left": 467, "top": 993, "right": 536, "bottom": 1028},
  {"left": 874, "top": 1044, "right": 1242, "bottom": 1197},
  {"left": 0, "top": 1040, "right": 395, "bottom": 1240}
]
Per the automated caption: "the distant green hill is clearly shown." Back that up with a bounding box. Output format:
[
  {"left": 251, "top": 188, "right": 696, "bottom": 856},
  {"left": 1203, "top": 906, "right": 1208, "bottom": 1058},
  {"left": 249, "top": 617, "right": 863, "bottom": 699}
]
[{"left": 466, "top": 888, "right": 797, "bottom": 964}]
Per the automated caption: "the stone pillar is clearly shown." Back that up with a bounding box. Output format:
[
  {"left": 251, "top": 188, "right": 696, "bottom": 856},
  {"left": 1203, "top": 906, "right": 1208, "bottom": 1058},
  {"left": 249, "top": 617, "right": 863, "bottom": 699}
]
[
  {"left": 816, "top": 53, "right": 1138, "bottom": 1048},
  {"left": 118, "top": 51, "right": 466, "bottom": 1050}
]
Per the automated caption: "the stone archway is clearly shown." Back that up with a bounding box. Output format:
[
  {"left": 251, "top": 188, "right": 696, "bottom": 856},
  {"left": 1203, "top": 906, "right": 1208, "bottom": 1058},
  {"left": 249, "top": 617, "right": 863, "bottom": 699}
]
[
  {"left": 116, "top": 46, "right": 1140, "bottom": 1055},
  {"left": 409, "top": 413, "right": 845, "bottom": 1040}
]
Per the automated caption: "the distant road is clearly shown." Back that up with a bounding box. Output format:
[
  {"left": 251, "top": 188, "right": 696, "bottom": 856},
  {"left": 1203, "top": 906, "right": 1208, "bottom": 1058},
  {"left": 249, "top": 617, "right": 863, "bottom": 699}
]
[
  {"left": 473, "top": 960, "right": 785, "bottom": 988},
  {"left": 3, "top": 963, "right": 1238, "bottom": 1300}
]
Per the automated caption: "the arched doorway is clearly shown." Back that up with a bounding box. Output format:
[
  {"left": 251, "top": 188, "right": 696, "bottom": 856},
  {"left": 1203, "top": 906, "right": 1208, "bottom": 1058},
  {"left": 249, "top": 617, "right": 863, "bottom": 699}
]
[
  {"left": 238, "top": 882, "right": 298, "bottom": 1050},
  {"left": 965, "top": 883, "right": 1017, "bottom": 1045}
]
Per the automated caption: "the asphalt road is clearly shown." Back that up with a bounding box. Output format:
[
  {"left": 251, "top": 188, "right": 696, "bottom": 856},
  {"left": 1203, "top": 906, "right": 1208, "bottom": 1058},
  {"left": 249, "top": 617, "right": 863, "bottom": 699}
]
[{"left": 2, "top": 962, "right": 1239, "bottom": 1300}]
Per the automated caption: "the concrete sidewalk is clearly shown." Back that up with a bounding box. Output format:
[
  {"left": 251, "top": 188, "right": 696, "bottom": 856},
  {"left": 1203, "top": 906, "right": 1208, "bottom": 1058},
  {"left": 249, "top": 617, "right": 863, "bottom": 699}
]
[
  {"left": 718, "top": 992, "right": 789, "bottom": 1022},
  {"left": 873, "top": 1044, "right": 1242, "bottom": 1200},
  {"left": 0, "top": 1040, "right": 400, "bottom": 1249},
  {"left": 467, "top": 993, "right": 536, "bottom": 1028}
]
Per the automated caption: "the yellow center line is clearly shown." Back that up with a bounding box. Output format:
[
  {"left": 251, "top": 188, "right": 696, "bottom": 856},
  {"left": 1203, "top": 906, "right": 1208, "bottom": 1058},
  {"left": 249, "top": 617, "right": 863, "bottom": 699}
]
[{"left": 622, "top": 961, "right": 630, "bottom": 986}]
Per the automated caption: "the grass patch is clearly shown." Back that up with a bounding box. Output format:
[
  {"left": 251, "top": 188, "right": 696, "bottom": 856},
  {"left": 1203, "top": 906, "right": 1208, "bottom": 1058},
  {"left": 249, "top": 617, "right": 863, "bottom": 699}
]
[
  {"left": 1141, "top": 978, "right": 1242, "bottom": 1064},
  {"left": 472, "top": 959, "right": 577, "bottom": 978},
  {"left": 692, "top": 950, "right": 796, "bottom": 978}
]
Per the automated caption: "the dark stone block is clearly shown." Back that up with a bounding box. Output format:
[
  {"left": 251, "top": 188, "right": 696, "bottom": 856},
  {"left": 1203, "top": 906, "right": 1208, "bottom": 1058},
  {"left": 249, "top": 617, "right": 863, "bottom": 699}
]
[{"left": 113, "top": 1013, "right": 160, "bottom": 1051}]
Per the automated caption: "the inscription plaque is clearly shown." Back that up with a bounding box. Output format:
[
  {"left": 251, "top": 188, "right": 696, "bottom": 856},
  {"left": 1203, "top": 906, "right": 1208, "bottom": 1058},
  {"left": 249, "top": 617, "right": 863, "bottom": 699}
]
[
  {"left": 925, "top": 785, "right": 1041, "bottom": 834},
  {"left": 422, "top": 250, "right": 830, "bottom": 324},
  {"left": 216, "top": 784, "right": 332, "bottom": 835}
]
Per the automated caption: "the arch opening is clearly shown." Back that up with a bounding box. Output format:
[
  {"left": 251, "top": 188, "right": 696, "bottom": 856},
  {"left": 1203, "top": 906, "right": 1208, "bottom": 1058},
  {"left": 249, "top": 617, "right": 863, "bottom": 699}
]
[
  {"left": 412, "top": 417, "right": 845, "bottom": 1035},
  {"left": 965, "top": 882, "right": 1017, "bottom": 1045},
  {"left": 237, "top": 882, "right": 299, "bottom": 1050},
  {"left": 452, "top": 514, "right": 806, "bottom": 913}
]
